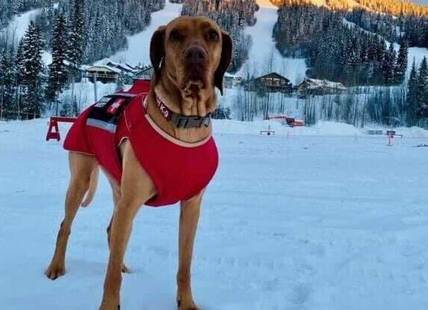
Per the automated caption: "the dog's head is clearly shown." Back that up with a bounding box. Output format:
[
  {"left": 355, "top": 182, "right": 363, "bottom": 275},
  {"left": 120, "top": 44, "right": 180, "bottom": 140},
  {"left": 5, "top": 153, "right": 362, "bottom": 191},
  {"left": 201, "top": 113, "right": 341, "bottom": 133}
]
[{"left": 150, "top": 16, "right": 233, "bottom": 116}]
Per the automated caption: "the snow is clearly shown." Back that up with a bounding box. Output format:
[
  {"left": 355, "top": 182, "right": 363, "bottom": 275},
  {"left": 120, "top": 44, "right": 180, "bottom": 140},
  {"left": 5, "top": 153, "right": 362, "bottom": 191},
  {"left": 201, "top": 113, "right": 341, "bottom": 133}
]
[
  {"left": 4, "top": 9, "right": 41, "bottom": 42},
  {"left": 1, "top": 118, "right": 428, "bottom": 309},
  {"left": 104, "top": 0, "right": 308, "bottom": 85},
  {"left": 106, "top": 1, "right": 183, "bottom": 67},
  {"left": 299, "top": 78, "right": 347, "bottom": 90},
  {"left": 54, "top": 81, "right": 117, "bottom": 114},
  {"left": 3, "top": 4, "right": 428, "bottom": 307},
  {"left": 2, "top": 6, "right": 428, "bottom": 306},
  {"left": 408, "top": 47, "right": 428, "bottom": 76},
  {"left": 6, "top": 0, "right": 426, "bottom": 87},
  {"left": 3, "top": 8, "right": 53, "bottom": 64},
  {"left": 236, "top": 2, "right": 307, "bottom": 85}
]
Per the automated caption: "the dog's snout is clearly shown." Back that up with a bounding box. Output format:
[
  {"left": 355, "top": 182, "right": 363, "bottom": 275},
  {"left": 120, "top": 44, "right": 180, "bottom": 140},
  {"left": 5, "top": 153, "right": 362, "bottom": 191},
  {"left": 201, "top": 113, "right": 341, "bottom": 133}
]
[{"left": 184, "top": 46, "right": 207, "bottom": 65}]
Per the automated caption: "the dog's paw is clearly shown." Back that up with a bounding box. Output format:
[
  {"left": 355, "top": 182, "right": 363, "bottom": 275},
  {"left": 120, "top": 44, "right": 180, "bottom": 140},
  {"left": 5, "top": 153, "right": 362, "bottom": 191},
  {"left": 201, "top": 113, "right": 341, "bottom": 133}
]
[
  {"left": 177, "top": 299, "right": 201, "bottom": 310},
  {"left": 121, "top": 264, "right": 131, "bottom": 274},
  {"left": 45, "top": 263, "right": 65, "bottom": 280},
  {"left": 98, "top": 300, "right": 120, "bottom": 310}
]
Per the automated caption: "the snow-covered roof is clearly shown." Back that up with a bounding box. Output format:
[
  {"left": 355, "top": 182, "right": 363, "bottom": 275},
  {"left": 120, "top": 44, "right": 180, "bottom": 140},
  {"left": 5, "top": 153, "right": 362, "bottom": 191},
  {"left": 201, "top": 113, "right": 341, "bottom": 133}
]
[
  {"left": 256, "top": 72, "right": 290, "bottom": 81},
  {"left": 86, "top": 65, "right": 122, "bottom": 74},
  {"left": 62, "top": 60, "right": 88, "bottom": 71},
  {"left": 299, "top": 78, "right": 347, "bottom": 90},
  {"left": 105, "top": 61, "right": 139, "bottom": 73}
]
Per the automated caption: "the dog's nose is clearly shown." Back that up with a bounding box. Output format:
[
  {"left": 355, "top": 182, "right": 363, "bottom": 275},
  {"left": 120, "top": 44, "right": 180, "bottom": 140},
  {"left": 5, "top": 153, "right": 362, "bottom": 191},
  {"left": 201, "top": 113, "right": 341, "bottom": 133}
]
[{"left": 184, "top": 46, "right": 207, "bottom": 65}]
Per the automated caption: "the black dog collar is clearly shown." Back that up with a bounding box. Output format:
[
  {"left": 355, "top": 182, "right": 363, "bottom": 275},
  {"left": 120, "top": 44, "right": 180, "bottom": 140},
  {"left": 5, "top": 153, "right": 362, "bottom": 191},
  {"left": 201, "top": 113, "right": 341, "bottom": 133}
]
[{"left": 155, "top": 95, "right": 211, "bottom": 129}]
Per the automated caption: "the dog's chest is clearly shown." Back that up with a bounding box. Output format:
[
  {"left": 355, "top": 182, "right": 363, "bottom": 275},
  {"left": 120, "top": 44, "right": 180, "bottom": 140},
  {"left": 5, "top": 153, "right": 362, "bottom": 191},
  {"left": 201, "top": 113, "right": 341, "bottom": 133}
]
[
  {"left": 117, "top": 98, "right": 219, "bottom": 206},
  {"left": 84, "top": 93, "right": 219, "bottom": 207}
]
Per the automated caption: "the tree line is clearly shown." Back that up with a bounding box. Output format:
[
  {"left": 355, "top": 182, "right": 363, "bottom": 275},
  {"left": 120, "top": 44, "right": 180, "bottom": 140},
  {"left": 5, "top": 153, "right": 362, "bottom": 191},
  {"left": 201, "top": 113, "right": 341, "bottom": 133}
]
[
  {"left": 273, "top": 3, "right": 409, "bottom": 87},
  {"left": 0, "top": 0, "right": 165, "bottom": 119},
  {"left": 35, "top": 0, "right": 165, "bottom": 64}
]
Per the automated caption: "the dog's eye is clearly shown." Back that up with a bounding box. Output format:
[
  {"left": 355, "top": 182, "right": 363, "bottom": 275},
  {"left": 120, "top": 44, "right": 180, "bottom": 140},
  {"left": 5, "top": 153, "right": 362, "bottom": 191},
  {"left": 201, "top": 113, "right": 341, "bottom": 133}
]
[
  {"left": 207, "top": 30, "right": 219, "bottom": 41},
  {"left": 169, "top": 30, "right": 184, "bottom": 42}
]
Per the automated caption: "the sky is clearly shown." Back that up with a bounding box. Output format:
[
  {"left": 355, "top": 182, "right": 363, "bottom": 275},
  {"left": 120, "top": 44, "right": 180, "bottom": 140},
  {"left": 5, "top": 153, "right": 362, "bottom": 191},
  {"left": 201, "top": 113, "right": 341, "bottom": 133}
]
[{"left": 410, "top": 0, "right": 428, "bottom": 5}]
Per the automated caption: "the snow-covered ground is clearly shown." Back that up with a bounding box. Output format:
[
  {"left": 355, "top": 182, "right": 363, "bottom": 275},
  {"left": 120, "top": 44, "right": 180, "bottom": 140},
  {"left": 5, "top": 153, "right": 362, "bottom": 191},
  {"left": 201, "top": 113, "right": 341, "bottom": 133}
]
[
  {"left": 3, "top": 3, "right": 428, "bottom": 307},
  {"left": 236, "top": 1, "right": 307, "bottom": 84},
  {"left": 1, "top": 118, "right": 428, "bottom": 309}
]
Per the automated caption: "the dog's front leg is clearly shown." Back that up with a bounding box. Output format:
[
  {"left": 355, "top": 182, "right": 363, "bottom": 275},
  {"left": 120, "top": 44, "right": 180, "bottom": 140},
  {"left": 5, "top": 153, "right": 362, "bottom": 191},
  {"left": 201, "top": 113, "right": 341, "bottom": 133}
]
[
  {"left": 99, "top": 140, "right": 156, "bottom": 310},
  {"left": 177, "top": 192, "right": 204, "bottom": 310},
  {"left": 99, "top": 199, "right": 139, "bottom": 310}
]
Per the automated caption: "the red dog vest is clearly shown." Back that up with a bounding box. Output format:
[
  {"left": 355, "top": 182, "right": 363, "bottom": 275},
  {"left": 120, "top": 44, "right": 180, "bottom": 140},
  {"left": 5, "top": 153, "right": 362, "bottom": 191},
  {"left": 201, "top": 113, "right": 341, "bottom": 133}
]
[{"left": 63, "top": 80, "right": 219, "bottom": 207}]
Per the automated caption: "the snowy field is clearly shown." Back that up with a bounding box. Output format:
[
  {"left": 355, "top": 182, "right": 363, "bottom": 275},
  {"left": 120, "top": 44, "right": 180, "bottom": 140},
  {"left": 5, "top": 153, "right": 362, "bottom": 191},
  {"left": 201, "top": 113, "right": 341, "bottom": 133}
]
[
  {"left": 1, "top": 119, "right": 428, "bottom": 309},
  {"left": 2, "top": 0, "right": 428, "bottom": 308}
]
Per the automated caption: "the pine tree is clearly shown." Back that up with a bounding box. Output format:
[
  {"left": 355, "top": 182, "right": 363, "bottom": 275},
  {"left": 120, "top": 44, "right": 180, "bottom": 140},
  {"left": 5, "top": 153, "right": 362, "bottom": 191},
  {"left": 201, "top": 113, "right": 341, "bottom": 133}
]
[
  {"left": 406, "top": 59, "right": 418, "bottom": 126},
  {"left": 15, "top": 39, "right": 25, "bottom": 85},
  {"left": 46, "top": 13, "right": 68, "bottom": 103},
  {"left": 382, "top": 42, "right": 396, "bottom": 85},
  {"left": 0, "top": 48, "right": 17, "bottom": 120},
  {"left": 19, "top": 21, "right": 45, "bottom": 119},
  {"left": 395, "top": 41, "right": 408, "bottom": 83},
  {"left": 416, "top": 56, "right": 428, "bottom": 109},
  {"left": 68, "top": 0, "right": 84, "bottom": 75}
]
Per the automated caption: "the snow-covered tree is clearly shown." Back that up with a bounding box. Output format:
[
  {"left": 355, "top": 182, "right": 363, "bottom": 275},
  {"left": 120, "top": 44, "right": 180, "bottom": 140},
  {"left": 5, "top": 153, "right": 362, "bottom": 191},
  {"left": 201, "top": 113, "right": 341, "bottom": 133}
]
[
  {"left": 18, "top": 21, "right": 45, "bottom": 119},
  {"left": 382, "top": 42, "right": 396, "bottom": 84},
  {"left": 406, "top": 59, "right": 418, "bottom": 126},
  {"left": 0, "top": 48, "right": 17, "bottom": 119},
  {"left": 68, "top": 0, "right": 84, "bottom": 74},
  {"left": 46, "top": 13, "right": 68, "bottom": 102},
  {"left": 416, "top": 57, "right": 428, "bottom": 108},
  {"left": 395, "top": 41, "right": 408, "bottom": 82}
]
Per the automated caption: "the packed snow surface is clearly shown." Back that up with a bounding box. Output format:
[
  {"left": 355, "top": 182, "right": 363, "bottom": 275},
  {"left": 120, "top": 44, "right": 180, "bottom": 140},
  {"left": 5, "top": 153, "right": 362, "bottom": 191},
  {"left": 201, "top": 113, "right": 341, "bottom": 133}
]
[{"left": 1, "top": 118, "right": 428, "bottom": 309}]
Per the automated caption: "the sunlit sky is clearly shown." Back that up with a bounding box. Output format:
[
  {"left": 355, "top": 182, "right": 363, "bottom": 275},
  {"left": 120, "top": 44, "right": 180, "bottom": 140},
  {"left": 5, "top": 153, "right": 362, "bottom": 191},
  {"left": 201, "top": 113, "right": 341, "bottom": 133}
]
[{"left": 410, "top": 0, "right": 428, "bottom": 5}]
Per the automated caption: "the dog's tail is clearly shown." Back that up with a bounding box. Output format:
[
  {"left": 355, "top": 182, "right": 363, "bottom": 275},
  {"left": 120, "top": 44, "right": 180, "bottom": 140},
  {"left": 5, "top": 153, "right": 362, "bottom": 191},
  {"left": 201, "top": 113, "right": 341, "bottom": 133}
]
[{"left": 81, "top": 166, "right": 99, "bottom": 207}]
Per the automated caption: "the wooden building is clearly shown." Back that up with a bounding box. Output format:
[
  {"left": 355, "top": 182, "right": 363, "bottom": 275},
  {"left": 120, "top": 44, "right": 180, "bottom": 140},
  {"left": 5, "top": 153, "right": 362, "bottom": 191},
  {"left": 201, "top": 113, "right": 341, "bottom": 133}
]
[
  {"left": 245, "top": 72, "right": 292, "bottom": 93},
  {"left": 296, "top": 78, "right": 347, "bottom": 98},
  {"left": 85, "top": 65, "right": 121, "bottom": 83},
  {"left": 105, "top": 61, "right": 139, "bottom": 75}
]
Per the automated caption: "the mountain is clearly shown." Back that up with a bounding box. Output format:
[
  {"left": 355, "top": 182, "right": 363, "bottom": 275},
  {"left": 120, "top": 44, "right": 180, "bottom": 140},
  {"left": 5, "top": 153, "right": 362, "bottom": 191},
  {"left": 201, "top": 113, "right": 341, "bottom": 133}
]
[{"left": 2, "top": 0, "right": 428, "bottom": 128}]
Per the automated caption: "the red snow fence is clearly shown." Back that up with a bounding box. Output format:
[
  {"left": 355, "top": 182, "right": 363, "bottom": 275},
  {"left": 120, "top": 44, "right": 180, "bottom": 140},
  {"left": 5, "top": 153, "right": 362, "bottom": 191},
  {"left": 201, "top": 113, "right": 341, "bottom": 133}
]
[{"left": 46, "top": 116, "right": 76, "bottom": 141}]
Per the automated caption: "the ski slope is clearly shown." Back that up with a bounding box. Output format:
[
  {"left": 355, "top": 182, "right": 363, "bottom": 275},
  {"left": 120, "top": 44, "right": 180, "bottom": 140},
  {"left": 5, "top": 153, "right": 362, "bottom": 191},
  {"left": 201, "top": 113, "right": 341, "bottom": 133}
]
[
  {"left": 236, "top": 1, "right": 307, "bottom": 84},
  {"left": 104, "top": 0, "right": 308, "bottom": 83},
  {"left": 107, "top": 1, "right": 183, "bottom": 67}
]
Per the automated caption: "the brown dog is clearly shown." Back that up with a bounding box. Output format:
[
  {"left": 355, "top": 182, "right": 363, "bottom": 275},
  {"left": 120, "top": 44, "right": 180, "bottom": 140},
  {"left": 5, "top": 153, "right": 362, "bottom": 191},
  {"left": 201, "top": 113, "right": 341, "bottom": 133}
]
[{"left": 45, "top": 16, "right": 232, "bottom": 310}]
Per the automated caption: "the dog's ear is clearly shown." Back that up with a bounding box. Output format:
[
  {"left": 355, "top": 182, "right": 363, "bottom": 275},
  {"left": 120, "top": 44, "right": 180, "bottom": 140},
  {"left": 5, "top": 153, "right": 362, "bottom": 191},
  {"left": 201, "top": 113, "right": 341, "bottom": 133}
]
[
  {"left": 150, "top": 26, "right": 166, "bottom": 84},
  {"left": 214, "top": 31, "right": 233, "bottom": 96}
]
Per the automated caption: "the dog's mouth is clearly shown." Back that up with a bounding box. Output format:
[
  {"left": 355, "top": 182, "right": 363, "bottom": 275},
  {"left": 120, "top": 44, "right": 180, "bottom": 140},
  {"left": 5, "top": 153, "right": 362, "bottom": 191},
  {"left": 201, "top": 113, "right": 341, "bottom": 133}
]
[
  {"left": 179, "top": 66, "right": 208, "bottom": 96},
  {"left": 182, "top": 81, "right": 204, "bottom": 97}
]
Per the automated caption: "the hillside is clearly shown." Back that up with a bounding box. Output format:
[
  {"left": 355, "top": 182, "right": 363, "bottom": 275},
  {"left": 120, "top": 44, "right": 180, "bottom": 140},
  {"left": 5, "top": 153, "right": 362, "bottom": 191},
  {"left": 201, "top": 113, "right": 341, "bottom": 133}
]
[
  {"left": 270, "top": 0, "right": 428, "bottom": 16},
  {"left": 101, "top": 0, "right": 428, "bottom": 85},
  {"left": 104, "top": 0, "right": 307, "bottom": 85},
  {"left": 2, "top": 0, "right": 428, "bottom": 128},
  {"left": 4, "top": 0, "right": 428, "bottom": 84},
  {"left": 106, "top": 1, "right": 182, "bottom": 67}
]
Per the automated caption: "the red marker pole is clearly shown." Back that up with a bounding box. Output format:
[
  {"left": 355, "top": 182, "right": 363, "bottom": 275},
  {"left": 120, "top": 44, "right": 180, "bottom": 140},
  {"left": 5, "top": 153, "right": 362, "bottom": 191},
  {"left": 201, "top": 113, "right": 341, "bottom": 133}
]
[{"left": 387, "top": 131, "right": 393, "bottom": 146}]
